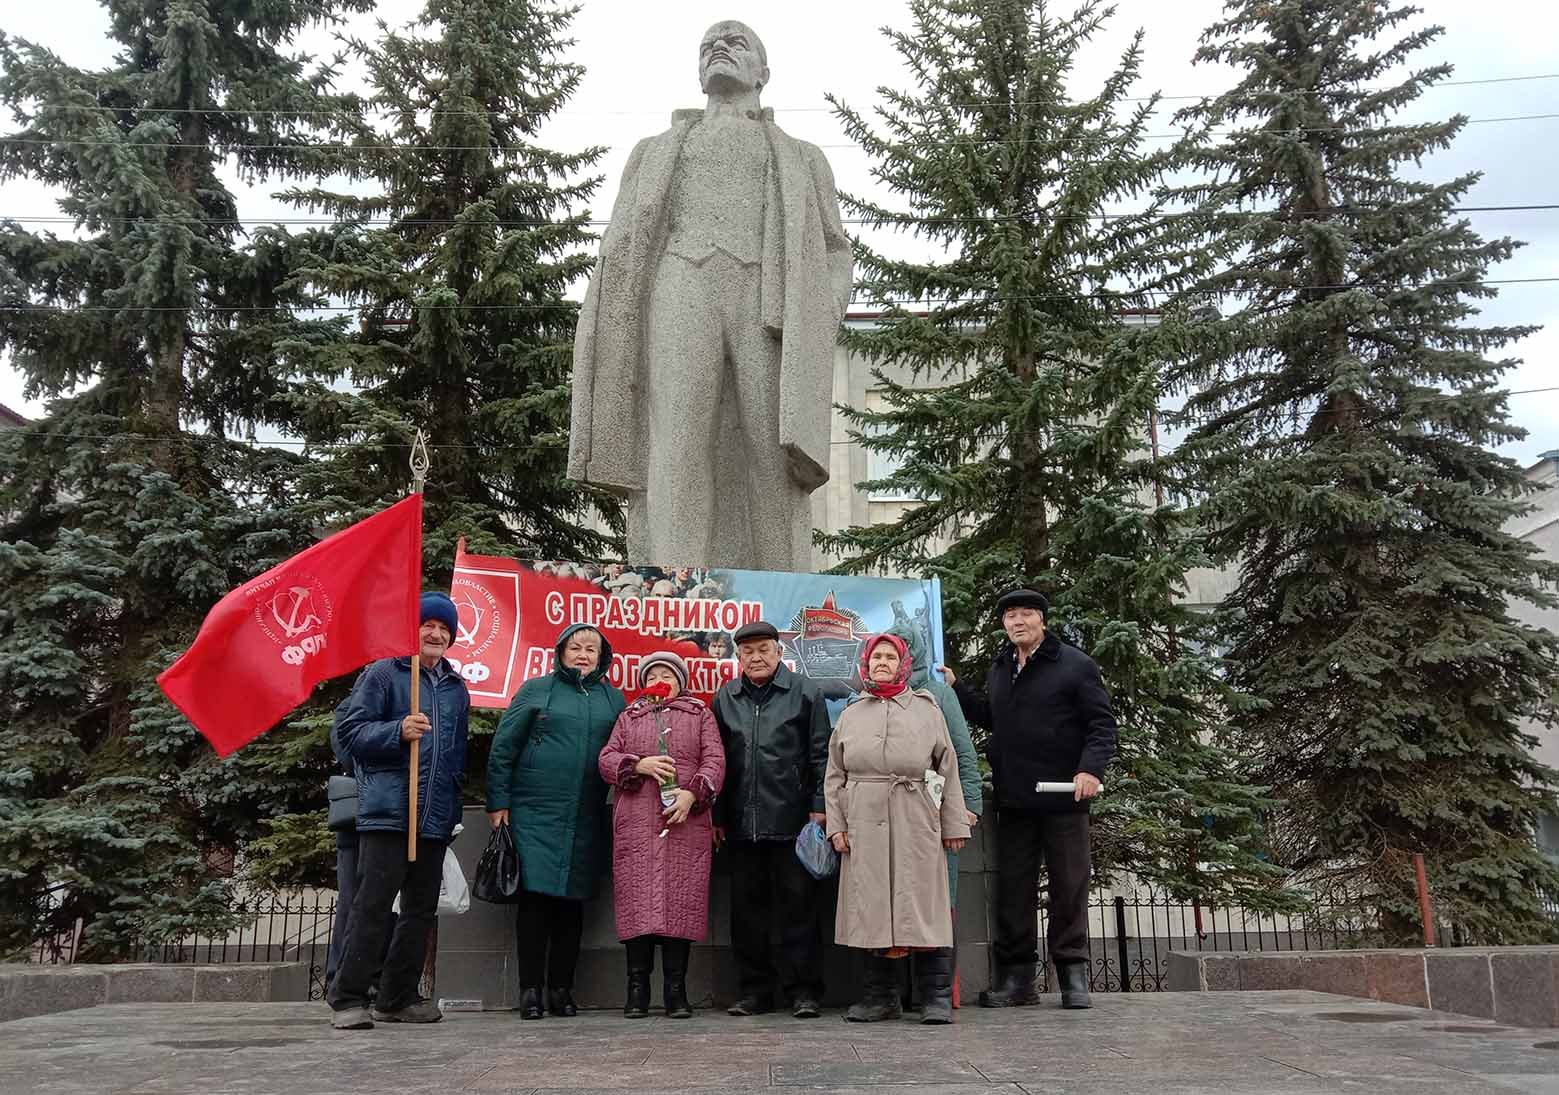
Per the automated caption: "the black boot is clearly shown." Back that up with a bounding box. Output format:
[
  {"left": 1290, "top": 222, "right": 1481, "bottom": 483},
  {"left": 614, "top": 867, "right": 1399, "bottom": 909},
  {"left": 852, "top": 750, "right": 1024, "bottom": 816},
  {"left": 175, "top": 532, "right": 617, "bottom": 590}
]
[
  {"left": 623, "top": 939, "right": 653, "bottom": 1019},
  {"left": 518, "top": 986, "right": 544, "bottom": 1020},
  {"left": 845, "top": 954, "right": 904, "bottom": 1022},
  {"left": 918, "top": 948, "right": 955, "bottom": 1025},
  {"left": 978, "top": 962, "right": 1040, "bottom": 1008},
  {"left": 662, "top": 939, "right": 692, "bottom": 1019},
  {"left": 1058, "top": 960, "right": 1092, "bottom": 1010},
  {"left": 547, "top": 987, "right": 577, "bottom": 1017}
]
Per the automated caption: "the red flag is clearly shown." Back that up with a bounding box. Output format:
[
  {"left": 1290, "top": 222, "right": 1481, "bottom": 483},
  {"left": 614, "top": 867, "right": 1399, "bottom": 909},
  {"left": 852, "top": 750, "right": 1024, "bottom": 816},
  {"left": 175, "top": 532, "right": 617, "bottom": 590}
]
[{"left": 158, "top": 495, "right": 424, "bottom": 757}]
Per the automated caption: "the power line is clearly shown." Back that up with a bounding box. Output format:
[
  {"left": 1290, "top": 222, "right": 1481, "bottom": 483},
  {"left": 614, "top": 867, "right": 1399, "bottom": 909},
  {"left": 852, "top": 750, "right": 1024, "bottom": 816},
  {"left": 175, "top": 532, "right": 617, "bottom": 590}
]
[
  {"left": 6, "top": 202, "right": 1558, "bottom": 231},
  {"left": 5, "top": 112, "right": 1557, "bottom": 154},
  {"left": 13, "top": 387, "right": 1555, "bottom": 451},
  {"left": 28, "top": 71, "right": 1559, "bottom": 120},
  {"left": 2, "top": 277, "right": 1557, "bottom": 315}
]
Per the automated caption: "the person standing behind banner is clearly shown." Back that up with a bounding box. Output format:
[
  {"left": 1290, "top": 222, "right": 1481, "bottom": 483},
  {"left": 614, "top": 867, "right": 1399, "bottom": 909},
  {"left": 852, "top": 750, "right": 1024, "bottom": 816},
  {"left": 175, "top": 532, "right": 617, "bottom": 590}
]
[
  {"left": 712, "top": 620, "right": 832, "bottom": 1018},
  {"left": 598, "top": 651, "right": 725, "bottom": 1019},
  {"left": 941, "top": 588, "right": 1117, "bottom": 1011},
  {"left": 826, "top": 633, "right": 969, "bottom": 1025},
  {"left": 888, "top": 619, "right": 983, "bottom": 904},
  {"left": 327, "top": 592, "right": 469, "bottom": 1031},
  {"left": 487, "top": 623, "right": 625, "bottom": 1020}
]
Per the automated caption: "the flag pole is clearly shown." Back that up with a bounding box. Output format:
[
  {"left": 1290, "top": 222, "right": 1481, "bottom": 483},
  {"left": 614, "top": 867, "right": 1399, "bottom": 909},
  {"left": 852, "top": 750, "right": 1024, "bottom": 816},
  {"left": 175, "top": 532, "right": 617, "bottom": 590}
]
[{"left": 407, "top": 430, "right": 430, "bottom": 863}]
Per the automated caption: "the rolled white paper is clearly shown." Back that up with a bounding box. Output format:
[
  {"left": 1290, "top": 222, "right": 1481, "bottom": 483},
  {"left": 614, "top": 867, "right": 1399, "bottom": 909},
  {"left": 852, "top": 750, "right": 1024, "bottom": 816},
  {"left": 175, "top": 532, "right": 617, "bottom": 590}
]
[{"left": 1032, "top": 780, "right": 1103, "bottom": 793}]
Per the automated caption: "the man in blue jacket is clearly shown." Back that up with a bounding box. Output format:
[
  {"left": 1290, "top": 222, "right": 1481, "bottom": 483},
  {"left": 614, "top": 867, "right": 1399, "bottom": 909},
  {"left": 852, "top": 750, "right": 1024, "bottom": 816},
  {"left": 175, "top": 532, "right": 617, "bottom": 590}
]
[
  {"left": 327, "top": 592, "right": 470, "bottom": 1030},
  {"left": 944, "top": 588, "right": 1117, "bottom": 1011}
]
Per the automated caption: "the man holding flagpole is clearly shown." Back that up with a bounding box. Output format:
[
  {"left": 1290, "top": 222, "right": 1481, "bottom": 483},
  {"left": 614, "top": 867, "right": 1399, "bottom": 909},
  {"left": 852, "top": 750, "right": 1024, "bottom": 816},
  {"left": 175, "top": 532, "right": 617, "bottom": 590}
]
[{"left": 326, "top": 592, "right": 470, "bottom": 1030}]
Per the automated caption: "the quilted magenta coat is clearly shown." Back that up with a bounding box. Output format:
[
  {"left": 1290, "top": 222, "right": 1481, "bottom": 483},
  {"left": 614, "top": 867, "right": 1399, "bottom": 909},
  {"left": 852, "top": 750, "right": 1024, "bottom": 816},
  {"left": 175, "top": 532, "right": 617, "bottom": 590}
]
[{"left": 598, "top": 694, "right": 725, "bottom": 941}]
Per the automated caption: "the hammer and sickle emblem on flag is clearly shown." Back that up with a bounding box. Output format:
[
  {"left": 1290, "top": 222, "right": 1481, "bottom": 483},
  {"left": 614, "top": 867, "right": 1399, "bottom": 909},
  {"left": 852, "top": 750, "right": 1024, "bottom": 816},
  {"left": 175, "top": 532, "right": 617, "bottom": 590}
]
[
  {"left": 270, "top": 585, "right": 323, "bottom": 639},
  {"left": 454, "top": 593, "right": 483, "bottom": 648}
]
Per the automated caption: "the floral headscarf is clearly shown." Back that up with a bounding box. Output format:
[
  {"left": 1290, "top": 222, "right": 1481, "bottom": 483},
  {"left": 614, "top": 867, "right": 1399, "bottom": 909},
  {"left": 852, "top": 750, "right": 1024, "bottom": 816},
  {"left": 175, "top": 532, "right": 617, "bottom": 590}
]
[{"left": 858, "top": 632, "right": 911, "bottom": 700}]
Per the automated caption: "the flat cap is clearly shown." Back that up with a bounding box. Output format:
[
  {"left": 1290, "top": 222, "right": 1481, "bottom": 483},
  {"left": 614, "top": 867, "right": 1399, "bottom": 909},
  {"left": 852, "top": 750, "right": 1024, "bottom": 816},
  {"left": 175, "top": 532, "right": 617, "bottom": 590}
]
[
  {"left": 732, "top": 620, "right": 780, "bottom": 645},
  {"left": 995, "top": 588, "right": 1049, "bottom": 616}
]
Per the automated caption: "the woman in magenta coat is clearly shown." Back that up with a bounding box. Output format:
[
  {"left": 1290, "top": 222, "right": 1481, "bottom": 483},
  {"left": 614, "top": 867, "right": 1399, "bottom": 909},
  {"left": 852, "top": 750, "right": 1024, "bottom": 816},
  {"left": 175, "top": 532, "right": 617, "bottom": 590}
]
[{"left": 598, "top": 650, "right": 724, "bottom": 1018}]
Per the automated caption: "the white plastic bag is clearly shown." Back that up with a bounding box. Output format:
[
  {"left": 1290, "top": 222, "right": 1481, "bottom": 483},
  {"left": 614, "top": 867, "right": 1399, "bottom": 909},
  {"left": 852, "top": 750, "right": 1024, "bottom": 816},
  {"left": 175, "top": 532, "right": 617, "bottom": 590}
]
[
  {"left": 438, "top": 843, "right": 471, "bottom": 915},
  {"left": 392, "top": 839, "right": 470, "bottom": 916}
]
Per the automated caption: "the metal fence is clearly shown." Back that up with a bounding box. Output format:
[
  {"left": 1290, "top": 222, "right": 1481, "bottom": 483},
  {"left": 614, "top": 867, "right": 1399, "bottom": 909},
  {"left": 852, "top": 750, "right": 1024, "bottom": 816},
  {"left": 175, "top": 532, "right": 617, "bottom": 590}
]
[
  {"left": 31, "top": 886, "right": 1441, "bottom": 997},
  {"left": 1044, "top": 891, "right": 1390, "bottom": 993},
  {"left": 27, "top": 883, "right": 84, "bottom": 965},
  {"left": 142, "top": 892, "right": 339, "bottom": 1000}
]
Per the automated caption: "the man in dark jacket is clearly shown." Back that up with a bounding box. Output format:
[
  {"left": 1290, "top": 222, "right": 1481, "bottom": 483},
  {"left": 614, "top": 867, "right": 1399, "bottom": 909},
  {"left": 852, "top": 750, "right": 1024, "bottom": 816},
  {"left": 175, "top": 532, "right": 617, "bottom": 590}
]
[
  {"left": 945, "top": 588, "right": 1117, "bottom": 1011},
  {"left": 712, "top": 620, "right": 832, "bottom": 1018},
  {"left": 326, "top": 592, "right": 470, "bottom": 1030}
]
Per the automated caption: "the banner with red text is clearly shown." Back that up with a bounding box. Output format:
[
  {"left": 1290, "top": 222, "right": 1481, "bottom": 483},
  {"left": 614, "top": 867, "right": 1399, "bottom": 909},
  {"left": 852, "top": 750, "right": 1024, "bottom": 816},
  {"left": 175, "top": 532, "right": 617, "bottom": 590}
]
[{"left": 446, "top": 547, "right": 943, "bottom": 709}]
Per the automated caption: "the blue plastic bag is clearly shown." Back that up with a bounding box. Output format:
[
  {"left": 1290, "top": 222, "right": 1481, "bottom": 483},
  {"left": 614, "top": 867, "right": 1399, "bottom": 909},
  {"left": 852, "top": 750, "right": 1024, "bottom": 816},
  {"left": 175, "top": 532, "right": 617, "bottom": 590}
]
[{"left": 794, "top": 819, "right": 839, "bottom": 880}]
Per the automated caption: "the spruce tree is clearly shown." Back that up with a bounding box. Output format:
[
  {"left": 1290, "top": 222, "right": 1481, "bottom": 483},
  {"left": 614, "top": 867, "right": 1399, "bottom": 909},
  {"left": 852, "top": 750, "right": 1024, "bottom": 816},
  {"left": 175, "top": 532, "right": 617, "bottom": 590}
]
[
  {"left": 282, "top": 0, "right": 619, "bottom": 568},
  {"left": 1168, "top": 0, "right": 1559, "bottom": 941},
  {"left": 236, "top": 0, "right": 620, "bottom": 882},
  {"left": 823, "top": 0, "right": 1286, "bottom": 904},
  {"left": 0, "top": 0, "right": 369, "bottom": 957}
]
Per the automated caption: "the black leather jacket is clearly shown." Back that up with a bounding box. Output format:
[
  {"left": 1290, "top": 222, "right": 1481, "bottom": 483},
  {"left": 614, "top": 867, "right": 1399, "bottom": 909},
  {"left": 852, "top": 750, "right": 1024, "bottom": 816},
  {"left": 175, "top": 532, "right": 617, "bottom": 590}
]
[{"left": 711, "top": 664, "right": 832, "bottom": 842}]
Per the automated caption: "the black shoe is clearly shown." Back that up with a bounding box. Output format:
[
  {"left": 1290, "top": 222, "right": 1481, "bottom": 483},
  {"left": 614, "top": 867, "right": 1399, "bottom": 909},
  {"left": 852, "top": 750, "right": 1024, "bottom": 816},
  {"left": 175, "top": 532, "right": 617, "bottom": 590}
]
[
  {"left": 978, "top": 963, "right": 1040, "bottom": 1008},
  {"left": 917, "top": 949, "right": 955, "bottom": 1025},
  {"left": 518, "top": 986, "right": 545, "bottom": 1020},
  {"left": 624, "top": 971, "right": 652, "bottom": 1019},
  {"left": 791, "top": 995, "right": 822, "bottom": 1019},
  {"left": 547, "top": 987, "right": 578, "bottom": 1017},
  {"left": 1058, "top": 961, "right": 1093, "bottom": 1009},
  {"left": 845, "top": 955, "right": 903, "bottom": 1023},
  {"left": 726, "top": 994, "right": 773, "bottom": 1016}
]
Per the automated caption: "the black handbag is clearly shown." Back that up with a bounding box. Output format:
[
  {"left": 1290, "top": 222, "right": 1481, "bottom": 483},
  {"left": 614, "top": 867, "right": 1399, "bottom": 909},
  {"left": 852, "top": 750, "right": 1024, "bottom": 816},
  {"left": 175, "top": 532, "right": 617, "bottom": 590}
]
[
  {"left": 326, "top": 775, "right": 358, "bottom": 832},
  {"left": 472, "top": 821, "right": 522, "bottom": 903}
]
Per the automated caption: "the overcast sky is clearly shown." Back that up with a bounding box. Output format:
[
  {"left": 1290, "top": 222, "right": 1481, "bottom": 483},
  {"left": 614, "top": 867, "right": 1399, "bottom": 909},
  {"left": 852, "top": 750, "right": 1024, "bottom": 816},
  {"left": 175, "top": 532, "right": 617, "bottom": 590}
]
[{"left": 2, "top": 0, "right": 1555, "bottom": 465}]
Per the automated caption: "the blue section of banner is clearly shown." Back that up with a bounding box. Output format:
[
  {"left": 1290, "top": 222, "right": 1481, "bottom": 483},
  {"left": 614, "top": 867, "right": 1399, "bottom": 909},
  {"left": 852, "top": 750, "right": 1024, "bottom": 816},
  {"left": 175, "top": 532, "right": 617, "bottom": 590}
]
[{"left": 707, "top": 567, "right": 943, "bottom": 705}]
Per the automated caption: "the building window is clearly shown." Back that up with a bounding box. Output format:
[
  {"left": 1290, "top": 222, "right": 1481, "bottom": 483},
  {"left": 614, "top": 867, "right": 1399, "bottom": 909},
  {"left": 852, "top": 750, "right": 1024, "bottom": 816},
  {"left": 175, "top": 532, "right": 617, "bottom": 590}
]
[{"left": 864, "top": 389, "right": 921, "bottom": 502}]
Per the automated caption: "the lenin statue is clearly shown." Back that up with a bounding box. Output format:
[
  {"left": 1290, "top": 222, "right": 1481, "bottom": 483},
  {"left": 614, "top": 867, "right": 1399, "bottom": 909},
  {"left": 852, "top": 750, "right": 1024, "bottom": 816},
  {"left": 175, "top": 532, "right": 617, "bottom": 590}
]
[{"left": 567, "top": 20, "right": 853, "bottom": 571}]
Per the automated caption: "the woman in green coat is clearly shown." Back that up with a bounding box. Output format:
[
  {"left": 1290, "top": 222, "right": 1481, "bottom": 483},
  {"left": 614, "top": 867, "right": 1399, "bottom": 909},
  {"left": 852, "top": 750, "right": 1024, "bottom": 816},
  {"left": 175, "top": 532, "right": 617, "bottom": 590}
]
[{"left": 487, "top": 623, "right": 625, "bottom": 1020}]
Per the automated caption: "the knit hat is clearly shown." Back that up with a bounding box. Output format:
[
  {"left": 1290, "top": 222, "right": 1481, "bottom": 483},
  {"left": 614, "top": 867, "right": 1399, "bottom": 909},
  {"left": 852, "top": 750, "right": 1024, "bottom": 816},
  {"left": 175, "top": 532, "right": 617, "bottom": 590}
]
[
  {"left": 995, "top": 588, "right": 1048, "bottom": 618},
  {"left": 420, "top": 591, "right": 460, "bottom": 637},
  {"left": 637, "top": 650, "right": 689, "bottom": 693}
]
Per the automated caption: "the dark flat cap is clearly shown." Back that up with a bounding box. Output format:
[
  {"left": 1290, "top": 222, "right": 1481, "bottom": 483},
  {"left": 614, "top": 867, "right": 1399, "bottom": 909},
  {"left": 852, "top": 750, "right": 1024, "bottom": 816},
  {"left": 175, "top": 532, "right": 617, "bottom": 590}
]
[
  {"left": 733, "top": 620, "right": 780, "bottom": 645},
  {"left": 996, "top": 588, "right": 1048, "bottom": 616}
]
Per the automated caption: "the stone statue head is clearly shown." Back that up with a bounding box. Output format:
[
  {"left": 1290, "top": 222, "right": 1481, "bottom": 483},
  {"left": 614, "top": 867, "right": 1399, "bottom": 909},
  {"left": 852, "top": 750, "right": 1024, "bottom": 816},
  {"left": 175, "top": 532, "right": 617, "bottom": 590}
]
[{"left": 699, "top": 20, "right": 769, "bottom": 95}]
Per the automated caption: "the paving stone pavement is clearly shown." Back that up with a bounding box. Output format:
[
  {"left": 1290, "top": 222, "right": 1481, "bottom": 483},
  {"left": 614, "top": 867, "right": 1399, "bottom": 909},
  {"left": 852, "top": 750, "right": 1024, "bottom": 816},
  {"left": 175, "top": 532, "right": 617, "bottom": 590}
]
[{"left": 3, "top": 991, "right": 1559, "bottom": 1094}]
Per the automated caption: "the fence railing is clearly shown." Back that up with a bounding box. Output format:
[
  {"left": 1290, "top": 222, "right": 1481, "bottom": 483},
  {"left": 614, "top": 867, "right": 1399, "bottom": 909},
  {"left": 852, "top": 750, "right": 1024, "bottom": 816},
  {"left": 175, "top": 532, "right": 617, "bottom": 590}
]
[
  {"left": 27, "top": 883, "right": 84, "bottom": 965},
  {"left": 1042, "top": 890, "right": 1390, "bottom": 992},
  {"left": 141, "top": 891, "right": 339, "bottom": 1000}
]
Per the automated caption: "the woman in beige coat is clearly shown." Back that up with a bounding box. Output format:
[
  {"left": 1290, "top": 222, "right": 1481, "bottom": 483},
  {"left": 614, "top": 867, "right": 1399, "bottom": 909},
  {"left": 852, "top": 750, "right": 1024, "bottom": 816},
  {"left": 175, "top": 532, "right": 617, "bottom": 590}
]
[{"left": 825, "top": 633, "right": 970, "bottom": 1024}]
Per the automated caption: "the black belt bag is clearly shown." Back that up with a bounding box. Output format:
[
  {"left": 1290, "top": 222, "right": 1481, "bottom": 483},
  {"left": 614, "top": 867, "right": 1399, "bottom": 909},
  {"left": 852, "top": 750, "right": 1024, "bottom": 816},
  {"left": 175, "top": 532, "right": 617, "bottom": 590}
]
[{"left": 327, "top": 775, "right": 358, "bottom": 832}]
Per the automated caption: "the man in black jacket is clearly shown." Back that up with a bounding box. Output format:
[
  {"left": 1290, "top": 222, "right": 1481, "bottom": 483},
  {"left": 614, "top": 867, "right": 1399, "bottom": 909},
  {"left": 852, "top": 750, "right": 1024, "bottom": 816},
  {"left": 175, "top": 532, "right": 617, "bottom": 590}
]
[
  {"left": 712, "top": 620, "right": 833, "bottom": 1018},
  {"left": 945, "top": 588, "right": 1117, "bottom": 1010}
]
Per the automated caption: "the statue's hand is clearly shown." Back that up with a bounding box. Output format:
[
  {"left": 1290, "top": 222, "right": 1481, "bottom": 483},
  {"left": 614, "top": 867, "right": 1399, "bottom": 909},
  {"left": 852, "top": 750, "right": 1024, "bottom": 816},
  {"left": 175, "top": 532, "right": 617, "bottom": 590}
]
[{"left": 784, "top": 444, "right": 828, "bottom": 492}]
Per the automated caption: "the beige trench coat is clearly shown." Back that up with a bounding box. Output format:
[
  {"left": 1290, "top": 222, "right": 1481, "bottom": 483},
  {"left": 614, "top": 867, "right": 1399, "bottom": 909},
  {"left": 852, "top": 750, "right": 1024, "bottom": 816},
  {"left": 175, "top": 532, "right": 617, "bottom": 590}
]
[{"left": 824, "top": 689, "right": 971, "bottom": 949}]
